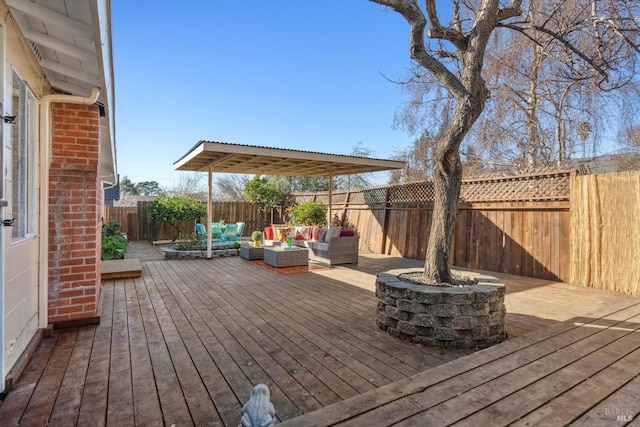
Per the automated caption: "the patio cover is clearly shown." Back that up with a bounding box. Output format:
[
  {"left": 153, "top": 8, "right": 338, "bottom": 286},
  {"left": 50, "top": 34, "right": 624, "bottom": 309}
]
[{"left": 174, "top": 141, "right": 406, "bottom": 257}]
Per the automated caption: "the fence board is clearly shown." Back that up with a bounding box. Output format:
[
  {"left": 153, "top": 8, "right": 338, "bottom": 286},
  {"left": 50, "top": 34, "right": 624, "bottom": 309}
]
[
  {"left": 501, "top": 209, "right": 512, "bottom": 274},
  {"left": 104, "top": 207, "right": 137, "bottom": 238},
  {"left": 570, "top": 171, "right": 640, "bottom": 295}
]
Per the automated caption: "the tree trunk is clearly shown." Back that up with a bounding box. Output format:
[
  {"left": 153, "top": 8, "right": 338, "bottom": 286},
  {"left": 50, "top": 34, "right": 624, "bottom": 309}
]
[
  {"left": 424, "top": 98, "right": 483, "bottom": 283},
  {"left": 525, "top": 44, "right": 542, "bottom": 168},
  {"left": 424, "top": 141, "right": 463, "bottom": 283},
  {"left": 370, "top": 0, "right": 508, "bottom": 283}
]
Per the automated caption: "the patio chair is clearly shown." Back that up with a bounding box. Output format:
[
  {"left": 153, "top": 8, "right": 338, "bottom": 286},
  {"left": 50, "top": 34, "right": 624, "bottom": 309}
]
[
  {"left": 235, "top": 222, "right": 246, "bottom": 238},
  {"left": 195, "top": 223, "right": 207, "bottom": 246},
  {"left": 210, "top": 222, "right": 224, "bottom": 240},
  {"left": 223, "top": 223, "right": 239, "bottom": 242}
]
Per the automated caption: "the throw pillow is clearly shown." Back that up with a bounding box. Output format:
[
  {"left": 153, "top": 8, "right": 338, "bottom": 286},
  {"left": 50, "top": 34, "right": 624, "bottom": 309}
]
[
  {"left": 300, "top": 226, "right": 313, "bottom": 240},
  {"left": 324, "top": 226, "right": 342, "bottom": 242},
  {"left": 313, "top": 226, "right": 324, "bottom": 241},
  {"left": 272, "top": 224, "right": 288, "bottom": 241},
  {"left": 340, "top": 229, "right": 356, "bottom": 237},
  {"left": 264, "top": 227, "right": 274, "bottom": 240}
]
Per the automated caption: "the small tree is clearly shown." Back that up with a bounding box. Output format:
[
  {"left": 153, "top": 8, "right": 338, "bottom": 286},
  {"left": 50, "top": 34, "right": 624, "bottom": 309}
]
[
  {"left": 120, "top": 176, "right": 138, "bottom": 195},
  {"left": 244, "top": 175, "right": 283, "bottom": 222},
  {"left": 146, "top": 196, "right": 207, "bottom": 242},
  {"left": 289, "top": 202, "right": 327, "bottom": 226},
  {"left": 136, "top": 181, "right": 164, "bottom": 196}
]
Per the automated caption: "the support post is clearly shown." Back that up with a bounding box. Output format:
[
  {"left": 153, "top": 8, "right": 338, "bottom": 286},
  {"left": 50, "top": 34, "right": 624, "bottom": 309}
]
[
  {"left": 328, "top": 175, "right": 333, "bottom": 226},
  {"left": 207, "top": 168, "right": 213, "bottom": 259}
]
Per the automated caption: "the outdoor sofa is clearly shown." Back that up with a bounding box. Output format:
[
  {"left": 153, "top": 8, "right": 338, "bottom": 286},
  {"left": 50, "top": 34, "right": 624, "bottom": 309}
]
[{"left": 263, "top": 224, "right": 359, "bottom": 265}]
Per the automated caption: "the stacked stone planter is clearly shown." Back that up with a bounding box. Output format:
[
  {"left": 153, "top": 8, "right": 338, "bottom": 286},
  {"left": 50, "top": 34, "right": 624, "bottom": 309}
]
[
  {"left": 162, "top": 247, "right": 239, "bottom": 260},
  {"left": 376, "top": 269, "right": 507, "bottom": 349}
]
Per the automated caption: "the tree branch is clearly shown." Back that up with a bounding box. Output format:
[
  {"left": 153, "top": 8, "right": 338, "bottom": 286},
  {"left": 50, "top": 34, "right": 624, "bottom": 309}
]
[
  {"left": 532, "top": 24, "right": 609, "bottom": 81},
  {"left": 497, "top": 22, "right": 610, "bottom": 81},
  {"left": 424, "top": 0, "right": 467, "bottom": 49},
  {"left": 370, "top": 0, "right": 469, "bottom": 100},
  {"left": 592, "top": 18, "right": 640, "bottom": 54},
  {"left": 497, "top": 0, "right": 523, "bottom": 21}
]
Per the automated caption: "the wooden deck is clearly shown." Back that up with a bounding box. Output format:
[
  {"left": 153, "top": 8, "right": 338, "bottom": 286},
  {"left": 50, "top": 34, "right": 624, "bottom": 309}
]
[
  {"left": 1, "top": 246, "right": 639, "bottom": 426},
  {"left": 100, "top": 259, "right": 142, "bottom": 280},
  {"left": 282, "top": 299, "right": 640, "bottom": 426}
]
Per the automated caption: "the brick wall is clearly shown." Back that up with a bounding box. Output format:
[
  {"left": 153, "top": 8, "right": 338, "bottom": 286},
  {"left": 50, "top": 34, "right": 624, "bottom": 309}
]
[{"left": 48, "top": 103, "right": 102, "bottom": 324}]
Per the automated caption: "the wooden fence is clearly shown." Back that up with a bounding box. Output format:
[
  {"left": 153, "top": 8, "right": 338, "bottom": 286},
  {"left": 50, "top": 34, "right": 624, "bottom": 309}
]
[
  {"left": 104, "top": 169, "right": 640, "bottom": 295},
  {"left": 570, "top": 170, "right": 640, "bottom": 295},
  {"left": 103, "top": 206, "right": 138, "bottom": 239},
  {"left": 105, "top": 202, "right": 269, "bottom": 243},
  {"left": 294, "top": 171, "right": 572, "bottom": 282}
]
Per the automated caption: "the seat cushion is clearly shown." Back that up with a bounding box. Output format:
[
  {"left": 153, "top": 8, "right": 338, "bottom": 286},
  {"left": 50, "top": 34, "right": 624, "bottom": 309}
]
[{"left": 306, "top": 241, "right": 329, "bottom": 251}]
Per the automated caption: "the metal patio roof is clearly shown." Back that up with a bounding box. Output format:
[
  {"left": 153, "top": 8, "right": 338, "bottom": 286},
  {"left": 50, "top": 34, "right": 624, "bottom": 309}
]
[{"left": 174, "top": 141, "right": 406, "bottom": 177}]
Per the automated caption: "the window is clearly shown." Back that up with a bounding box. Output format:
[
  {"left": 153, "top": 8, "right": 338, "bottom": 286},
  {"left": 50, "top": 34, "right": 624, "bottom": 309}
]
[{"left": 11, "top": 71, "right": 38, "bottom": 241}]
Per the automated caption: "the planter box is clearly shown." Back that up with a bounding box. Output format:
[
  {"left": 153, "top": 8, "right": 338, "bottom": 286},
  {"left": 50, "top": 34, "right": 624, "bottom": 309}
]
[
  {"left": 376, "top": 269, "right": 506, "bottom": 349},
  {"left": 161, "top": 247, "right": 239, "bottom": 260}
]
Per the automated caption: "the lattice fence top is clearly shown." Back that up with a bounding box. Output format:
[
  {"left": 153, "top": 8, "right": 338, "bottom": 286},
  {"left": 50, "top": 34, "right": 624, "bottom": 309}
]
[
  {"left": 291, "top": 170, "right": 572, "bottom": 205},
  {"left": 460, "top": 171, "right": 571, "bottom": 202}
]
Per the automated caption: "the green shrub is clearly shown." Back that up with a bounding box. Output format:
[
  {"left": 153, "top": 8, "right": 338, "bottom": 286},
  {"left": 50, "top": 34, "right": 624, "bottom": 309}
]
[
  {"left": 244, "top": 175, "right": 283, "bottom": 211},
  {"left": 290, "top": 201, "right": 327, "bottom": 226},
  {"left": 174, "top": 233, "right": 203, "bottom": 251},
  {"left": 173, "top": 233, "right": 242, "bottom": 251},
  {"left": 103, "top": 219, "right": 122, "bottom": 237},
  {"left": 102, "top": 220, "right": 128, "bottom": 260},
  {"left": 147, "top": 196, "right": 207, "bottom": 242}
]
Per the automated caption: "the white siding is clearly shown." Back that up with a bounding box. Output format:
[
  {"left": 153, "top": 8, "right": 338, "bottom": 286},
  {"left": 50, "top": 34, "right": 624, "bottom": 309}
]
[{"left": 2, "top": 5, "right": 46, "bottom": 380}]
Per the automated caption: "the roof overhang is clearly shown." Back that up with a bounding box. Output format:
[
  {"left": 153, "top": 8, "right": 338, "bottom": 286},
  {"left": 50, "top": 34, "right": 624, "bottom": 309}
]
[
  {"left": 174, "top": 141, "right": 407, "bottom": 177},
  {"left": 7, "top": 0, "right": 117, "bottom": 184}
]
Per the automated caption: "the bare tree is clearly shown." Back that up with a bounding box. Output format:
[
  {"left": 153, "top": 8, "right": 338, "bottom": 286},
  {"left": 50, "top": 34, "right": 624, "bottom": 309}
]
[
  {"left": 622, "top": 124, "right": 640, "bottom": 150},
  {"left": 390, "top": 131, "right": 435, "bottom": 184},
  {"left": 337, "top": 142, "right": 377, "bottom": 189},
  {"left": 165, "top": 172, "right": 207, "bottom": 200},
  {"left": 215, "top": 174, "right": 251, "bottom": 201},
  {"left": 371, "top": 0, "right": 639, "bottom": 283},
  {"left": 458, "top": 1, "right": 639, "bottom": 172}
]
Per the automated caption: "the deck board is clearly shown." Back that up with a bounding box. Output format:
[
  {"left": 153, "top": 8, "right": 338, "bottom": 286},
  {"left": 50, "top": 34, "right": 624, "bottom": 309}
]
[
  {"left": 124, "top": 276, "right": 164, "bottom": 427},
  {"left": 48, "top": 326, "right": 95, "bottom": 426},
  {"left": 100, "top": 258, "right": 142, "bottom": 279},
  {"left": 18, "top": 330, "right": 77, "bottom": 426},
  {"left": 76, "top": 280, "right": 113, "bottom": 427},
  {"left": 281, "top": 302, "right": 640, "bottom": 426},
  {"left": 0, "top": 332, "right": 59, "bottom": 425},
  {"left": 2, "top": 247, "right": 640, "bottom": 426}
]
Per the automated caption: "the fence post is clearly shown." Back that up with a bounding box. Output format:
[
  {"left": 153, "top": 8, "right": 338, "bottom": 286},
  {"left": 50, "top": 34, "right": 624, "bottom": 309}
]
[{"left": 380, "top": 187, "right": 390, "bottom": 254}]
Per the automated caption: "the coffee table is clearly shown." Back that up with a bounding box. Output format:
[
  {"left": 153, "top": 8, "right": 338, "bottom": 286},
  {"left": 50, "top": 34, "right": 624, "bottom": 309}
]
[
  {"left": 263, "top": 246, "right": 309, "bottom": 268},
  {"left": 240, "top": 245, "right": 264, "bottom": 260}
]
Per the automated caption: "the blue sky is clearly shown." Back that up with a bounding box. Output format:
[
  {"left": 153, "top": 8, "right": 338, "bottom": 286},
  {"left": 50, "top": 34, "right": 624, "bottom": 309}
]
[{"left": 112, "top": 1, "right": 419, "bottom": 188}]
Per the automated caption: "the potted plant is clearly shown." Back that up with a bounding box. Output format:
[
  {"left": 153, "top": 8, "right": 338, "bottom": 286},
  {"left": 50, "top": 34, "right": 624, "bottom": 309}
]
[{"left": 251, "top": 230, "right": 263, "bottom": 247}]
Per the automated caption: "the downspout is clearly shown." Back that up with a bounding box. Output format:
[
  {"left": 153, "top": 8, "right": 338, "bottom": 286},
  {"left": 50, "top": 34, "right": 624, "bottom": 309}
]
[{"left": 38, "top": 87, "right": 100, "bottom": 328}]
